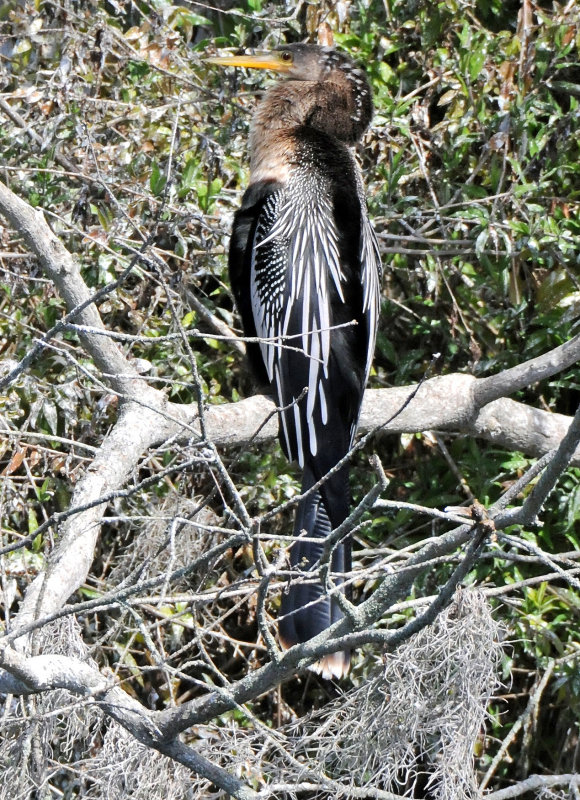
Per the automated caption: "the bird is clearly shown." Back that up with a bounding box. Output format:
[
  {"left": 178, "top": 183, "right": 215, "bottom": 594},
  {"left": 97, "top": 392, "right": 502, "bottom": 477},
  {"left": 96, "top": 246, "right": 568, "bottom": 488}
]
[{"left": 207, "top": 43, "right": 381, "bottom": 679}]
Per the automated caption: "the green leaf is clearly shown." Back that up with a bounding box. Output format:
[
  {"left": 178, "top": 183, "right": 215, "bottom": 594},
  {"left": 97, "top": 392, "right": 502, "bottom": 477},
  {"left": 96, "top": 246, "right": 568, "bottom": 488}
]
[
  {"left": 182, "top": 310, "right": 196, "bottom": 328},
  {"left": 28, "top": 507, "right": 39, "bottom": 536},
  {"left": 179, "top": 158, "right": 198, "bottom": 196},
  {"left": 150, "top": 161, "right": 167, "bottom": 196}
]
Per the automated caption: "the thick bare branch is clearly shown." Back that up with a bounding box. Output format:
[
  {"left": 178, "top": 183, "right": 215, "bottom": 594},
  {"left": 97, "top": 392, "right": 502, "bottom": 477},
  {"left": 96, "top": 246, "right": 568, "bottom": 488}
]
[{"left": 194, "top": 381, "right": 580, "bottom": 465}]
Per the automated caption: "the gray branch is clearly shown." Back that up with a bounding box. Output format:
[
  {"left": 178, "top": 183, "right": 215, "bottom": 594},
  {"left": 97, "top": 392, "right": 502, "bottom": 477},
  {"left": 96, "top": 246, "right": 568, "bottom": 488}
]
[
  {"left": 188, "top": 364, "right": 580, "bottom": 465},
  {"left": 484, "top": 773, "right": 580, "bottom": 799},
  {"left": 0, "top": 647, "right": 258, "bottom": 800}
]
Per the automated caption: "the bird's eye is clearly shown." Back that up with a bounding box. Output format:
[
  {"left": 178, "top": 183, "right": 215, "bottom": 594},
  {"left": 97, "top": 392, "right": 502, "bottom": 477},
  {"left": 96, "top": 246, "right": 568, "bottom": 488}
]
[{"left": 279, "top": 51, "right": 293, "bottom": 63}]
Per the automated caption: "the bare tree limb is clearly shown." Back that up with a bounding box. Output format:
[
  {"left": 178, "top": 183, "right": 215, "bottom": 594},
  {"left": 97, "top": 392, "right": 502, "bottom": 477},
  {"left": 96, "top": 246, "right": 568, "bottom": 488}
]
[
  {"left": 484, "top": 772, "right": 580, "bottom": 799},
  {"left": 194, "top": 383, "right": 580, "bottom": 465},
  {"left": 0, "top": 647, "right": 258, "bottom": 800}
]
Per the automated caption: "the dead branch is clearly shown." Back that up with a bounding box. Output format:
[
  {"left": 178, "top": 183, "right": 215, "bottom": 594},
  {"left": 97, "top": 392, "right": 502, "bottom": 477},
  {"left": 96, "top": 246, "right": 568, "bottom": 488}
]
[{"left": 484, "top": 773, "right": 580, "bottom": 799}]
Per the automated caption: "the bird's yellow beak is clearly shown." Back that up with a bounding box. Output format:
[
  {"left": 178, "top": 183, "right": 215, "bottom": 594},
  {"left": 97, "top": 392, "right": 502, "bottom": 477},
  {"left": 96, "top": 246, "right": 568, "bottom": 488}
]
[{"left": 205, "top": 52, "right": 293, "bottom": 73}]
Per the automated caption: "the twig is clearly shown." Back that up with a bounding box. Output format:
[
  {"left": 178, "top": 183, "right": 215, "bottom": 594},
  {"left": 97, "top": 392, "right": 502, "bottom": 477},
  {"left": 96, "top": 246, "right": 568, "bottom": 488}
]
[
  {"left": 252, "top": 523, "right": 283, "bottom": 661},
  {"left": 484, "top": 772, "right": 580, "bottom": 799},
  {"left": 432, "top": 431, "right": 475, "bottom": 502},
  {"left": 497, "top": 532, "right": 580, "bottom": 592},
  {"left": 480, "top": 662, "right": 555, "bottom": 791}
]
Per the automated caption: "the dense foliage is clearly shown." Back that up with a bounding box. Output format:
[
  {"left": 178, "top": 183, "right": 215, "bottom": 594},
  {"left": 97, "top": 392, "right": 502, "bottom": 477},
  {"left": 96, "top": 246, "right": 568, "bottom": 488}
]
[{"left": 1, "top": 0, "right": 579, "bottom": 795}]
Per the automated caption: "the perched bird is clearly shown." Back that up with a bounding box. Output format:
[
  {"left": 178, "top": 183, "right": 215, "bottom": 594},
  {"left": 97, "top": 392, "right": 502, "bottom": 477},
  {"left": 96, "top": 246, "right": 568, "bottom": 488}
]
[{"left": 208, "top": 43, "right": 381, "bottom": 678}]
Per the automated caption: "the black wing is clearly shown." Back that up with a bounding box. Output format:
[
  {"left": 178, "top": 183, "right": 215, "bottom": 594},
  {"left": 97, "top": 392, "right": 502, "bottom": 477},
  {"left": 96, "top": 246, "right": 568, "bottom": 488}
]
[{"left": 230, "top": 164, "right": 380, "bottom": 492}]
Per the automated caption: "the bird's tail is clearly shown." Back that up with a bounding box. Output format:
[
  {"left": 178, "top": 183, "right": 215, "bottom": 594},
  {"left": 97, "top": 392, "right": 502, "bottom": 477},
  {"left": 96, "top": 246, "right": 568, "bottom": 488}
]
[{"left": 278, "top": 465, "right": 351, "bottom": 679}]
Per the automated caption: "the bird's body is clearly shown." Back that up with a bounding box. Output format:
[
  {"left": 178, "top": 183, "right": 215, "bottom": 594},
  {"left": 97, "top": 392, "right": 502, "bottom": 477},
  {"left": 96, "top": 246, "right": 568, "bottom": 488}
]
[{"left": 209, "top": 44, "right": 381, "bottom": 678}]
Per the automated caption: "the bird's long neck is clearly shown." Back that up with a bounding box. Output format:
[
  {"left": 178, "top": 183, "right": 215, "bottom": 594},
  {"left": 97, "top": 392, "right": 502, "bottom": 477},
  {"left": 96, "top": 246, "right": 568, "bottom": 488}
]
[{"left": 249, "top": 70, "right": 371, "bottom": 184}]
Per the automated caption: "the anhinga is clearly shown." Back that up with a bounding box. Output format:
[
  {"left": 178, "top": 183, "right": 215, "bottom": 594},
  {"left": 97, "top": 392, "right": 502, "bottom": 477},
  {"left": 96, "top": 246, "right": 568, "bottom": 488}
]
[{"left": 208, "top": 44, "right": 381, "bottom": 678}]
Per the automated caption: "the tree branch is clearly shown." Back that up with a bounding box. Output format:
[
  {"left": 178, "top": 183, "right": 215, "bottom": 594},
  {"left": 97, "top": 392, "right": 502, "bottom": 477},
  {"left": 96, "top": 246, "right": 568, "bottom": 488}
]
[
  {"left": 0, "top": 647, "right": 258, "bottom": 800},
  {"left": 484, "top": 773, "right": 580, "bottom": 799},
  {"left": 193, "top": 383, "right": 580, "bottom": 465}
]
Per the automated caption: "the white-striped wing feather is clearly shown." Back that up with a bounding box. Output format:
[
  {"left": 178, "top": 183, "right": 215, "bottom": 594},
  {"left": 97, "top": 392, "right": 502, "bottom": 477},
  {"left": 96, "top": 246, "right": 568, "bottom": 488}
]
[{"left": 250, "top": 170, "right": 380, "bottom": 466}]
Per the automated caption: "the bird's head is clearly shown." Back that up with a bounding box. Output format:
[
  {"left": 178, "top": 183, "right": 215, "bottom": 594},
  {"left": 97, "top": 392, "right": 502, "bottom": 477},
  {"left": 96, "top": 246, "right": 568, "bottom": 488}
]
[
  {"left": 207, "top": 43, "right": 372, "bottom": 142},
  {"left": 206, "top": 43, "right": 358, "bottom": 84}
]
